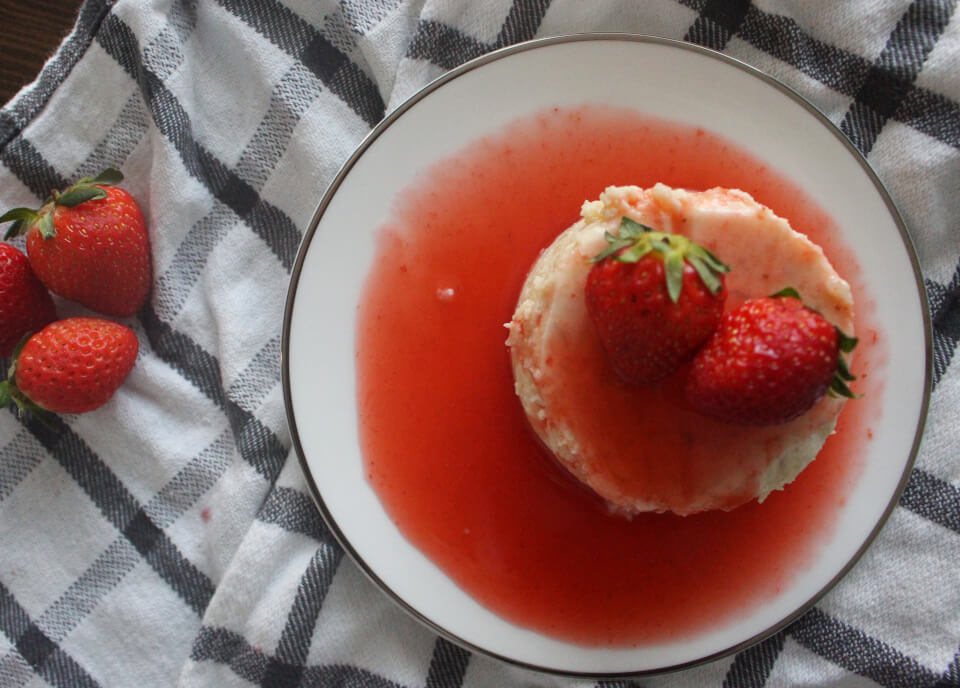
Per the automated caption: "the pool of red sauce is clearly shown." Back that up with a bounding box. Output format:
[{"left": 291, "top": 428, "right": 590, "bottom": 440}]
[{"left": 356, "top": 105, "right": 882, "bottom": 646}]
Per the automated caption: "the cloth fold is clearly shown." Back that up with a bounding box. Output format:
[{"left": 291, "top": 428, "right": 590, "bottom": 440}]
[{"left": 0, "top": 1, "right": 957, "bottom": 686}]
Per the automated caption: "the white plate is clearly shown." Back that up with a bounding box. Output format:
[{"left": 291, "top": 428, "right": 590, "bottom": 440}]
[{"left": 282, "top": 35, "right": 930, "bottom": 676}]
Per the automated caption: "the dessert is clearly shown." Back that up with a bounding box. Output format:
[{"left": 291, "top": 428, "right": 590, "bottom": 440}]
[
  {"left": 506, "top": 183, "right": 855, "bottom": 516},
  {"left": 358, "top": 105, "right": 874, "bottom": 645}
]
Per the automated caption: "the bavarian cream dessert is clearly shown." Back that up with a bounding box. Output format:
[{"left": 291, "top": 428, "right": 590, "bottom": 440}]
[{"left": 505, "top": 184, "right": 854, "bottom": 516}]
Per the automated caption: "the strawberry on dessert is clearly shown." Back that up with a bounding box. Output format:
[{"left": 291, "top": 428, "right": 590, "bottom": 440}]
[
  {"left": 585, "top": 218, "right": 729, "bottom": 385},
  {"left": 686, "top": 288, "right": 858, "bottom": 426},
  {"left": 505, "top": 184, "right": 855, "bottom": 516}
]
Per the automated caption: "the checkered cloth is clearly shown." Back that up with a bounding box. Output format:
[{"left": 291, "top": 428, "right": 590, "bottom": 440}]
[{"left": 0, "top": 0, "right": 957, "bottom": 686}]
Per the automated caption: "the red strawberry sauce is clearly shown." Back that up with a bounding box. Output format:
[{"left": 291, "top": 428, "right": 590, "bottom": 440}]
[{"left": 356, "top": 105, "right": 883, "bottom": 646}]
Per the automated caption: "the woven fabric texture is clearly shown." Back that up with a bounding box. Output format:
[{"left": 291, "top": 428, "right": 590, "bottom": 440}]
[{"left": 0, "top": 1, "right": 957, "bottom": 686}]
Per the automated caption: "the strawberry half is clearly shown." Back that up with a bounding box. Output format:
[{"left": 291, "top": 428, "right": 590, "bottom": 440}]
[
  {"left": 0, "top": 317, "right": 139, "bottom": 415},
  {"left": 0, "top": 169, "right": 151, "bottom": 317},
  {"left": 0, "top": 243, "right": 56, "bottom": 357},
  {"left": 585, "top": 217, "right": 730, "bottom": 385},
  {"left": 685, "top": 288, "right": 858, "bottom": 425}
]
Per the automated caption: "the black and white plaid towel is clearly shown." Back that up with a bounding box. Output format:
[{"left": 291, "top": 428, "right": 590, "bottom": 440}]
[{"left": 0, "top": 1, "right": 957, "bottom": 686}]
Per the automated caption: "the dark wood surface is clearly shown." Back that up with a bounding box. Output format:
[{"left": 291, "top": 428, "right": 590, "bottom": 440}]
[{"left": 0, "top": 0, "right": 86, "bottom": 105}]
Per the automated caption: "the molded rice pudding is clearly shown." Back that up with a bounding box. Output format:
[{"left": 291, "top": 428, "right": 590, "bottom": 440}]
[{"left": 506, "top": 184, "right": 854, "bottom": 516}]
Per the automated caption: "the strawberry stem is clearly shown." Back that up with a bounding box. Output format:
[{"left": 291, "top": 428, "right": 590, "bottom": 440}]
[
  {"left": 56, "top": 185, "right": 107, "bottom": 208},
  {"left": 593, "top": 216, "right": 731, "bottom": 303}
]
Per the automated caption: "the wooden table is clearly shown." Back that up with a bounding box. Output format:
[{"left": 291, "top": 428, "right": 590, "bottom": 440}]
[{"left": 0, "top": 0, "right": 86, "bottom": 105}]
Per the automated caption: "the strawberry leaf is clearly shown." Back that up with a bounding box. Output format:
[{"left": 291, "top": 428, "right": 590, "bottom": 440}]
[
  {"left": 23, "top": 404, "right": 59, "bottom": 429},
  {"left": 665, "top": 250, "right": 684, "bottom": 303},
  {"left": 0, "top": 207, "right": 39, "bottom": 238},
  {"left": 689, "top": 255, "right": 721, "bottom": 294},
  {"left": 3, "top": 219, "right": 23, "bottom": 240},
  {"left": 5, "top": 388, "right": 58, "bottom": 427},
  {"left": 0, "top": 207, "right": 39, "bottom": 224},
  {"left": 37, "top": 212, "right": 56, "bottom": 239},
  {"left": 836, "top": 355, "right": 856, "bottom": 381},
  {"left": 649, "top": 237, "right": 671, "bottom": 256},
  {"left": 617, "top": 241, "right": 653, "bottom": 263},
  {"left": 592, "top": 233, "right": 634, "bottom": 262},
  {"left": 837, "top": 328, "right": 858, "bottom": 353},
  {"left": 57, "top": 185, "right": 107, "bottom": 207},
  {"left": 619, "top": 217, "right": 652, "bottom": 239},
  {"left": 687, "top": 245, "right": 729, "bottom": 293},
  {"left": 772, "top": 286, "right": 801, "bottom": 299},
  {"left": 92, "top": 168, "right": 123, "bottom": 186},
  {"left": 696, "top": 246, "right": 730, "bottom": 274},
  {"left": 828, "top": 327, "right": 859, "bottom": 399},
  {"left": 828, "top": 375, "right": 858, "bottom": 399},
  {"left": 0, "top": 381, "right": 10, "bottom": 407}
]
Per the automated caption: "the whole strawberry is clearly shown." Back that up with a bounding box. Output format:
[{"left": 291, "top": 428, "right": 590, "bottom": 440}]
[
  {"left": 685, "top": 289, "right": 857, "bottom": 425},
  {"left": 0, "top": 243, "right": 56, "bottom": 357},
  {"left": 0, "top": 317, "right": 138, "bottom": 415},
  {"left": 0, "top": 169, "right": 151, "bottom": 317},
  {"left": 585, "top": 217, "right": 729, "bottom": 385}
]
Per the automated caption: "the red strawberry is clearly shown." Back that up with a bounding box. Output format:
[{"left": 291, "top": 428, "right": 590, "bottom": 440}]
[
  {"left": 685, "top": 289, "right": 858, "bottom": 425},
  {"left": 0, "top": 243, "right": 56, "bottom": 357},
  {"left": 0, "top": 169, "right": 151, "bottom": 317},
  {"left": 0, "top": 317, "right": 139, "bottom": 415},
  {"left": 585, "top": 217, "right": 729, "bottom": 385}
]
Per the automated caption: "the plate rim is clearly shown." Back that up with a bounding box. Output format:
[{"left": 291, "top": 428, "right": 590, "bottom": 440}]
[{"left": 281, "top": 32, "right": 933, "bottom": 678}]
